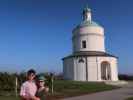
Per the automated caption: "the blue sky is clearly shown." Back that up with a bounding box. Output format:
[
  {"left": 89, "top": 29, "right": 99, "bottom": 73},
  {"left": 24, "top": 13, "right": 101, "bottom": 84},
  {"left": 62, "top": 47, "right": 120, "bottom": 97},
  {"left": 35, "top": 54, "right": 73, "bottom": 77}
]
[{"left": 0, "top": 0, "right": 132, "bottom": 74}]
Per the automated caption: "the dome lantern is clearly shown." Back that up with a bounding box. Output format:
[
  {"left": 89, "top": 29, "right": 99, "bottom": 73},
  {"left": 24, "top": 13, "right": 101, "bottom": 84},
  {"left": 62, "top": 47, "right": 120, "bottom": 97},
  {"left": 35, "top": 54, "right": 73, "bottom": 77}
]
[{"left": 83, "top": 6, "right": 91, "bottom": 21}]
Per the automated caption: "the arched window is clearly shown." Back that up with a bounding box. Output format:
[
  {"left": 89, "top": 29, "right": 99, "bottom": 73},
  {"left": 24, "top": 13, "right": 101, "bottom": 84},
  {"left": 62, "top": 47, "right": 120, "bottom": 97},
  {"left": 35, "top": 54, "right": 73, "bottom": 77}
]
[{"left": 78, "top": 58, "right": 84, "bottom": 63}]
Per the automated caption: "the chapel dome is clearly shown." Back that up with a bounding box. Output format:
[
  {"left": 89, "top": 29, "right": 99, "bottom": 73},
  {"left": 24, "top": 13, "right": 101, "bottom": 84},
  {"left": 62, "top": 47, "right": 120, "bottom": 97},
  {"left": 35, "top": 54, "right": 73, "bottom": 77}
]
[
  {"left": 72, "top": 20, "right": 104, "bottom": 36},
  {"left": 72, "top": 7, "right": 103, "bottom": 34},
  {"left": 75, "top": 20, "right": 102, "bottom": 29}
]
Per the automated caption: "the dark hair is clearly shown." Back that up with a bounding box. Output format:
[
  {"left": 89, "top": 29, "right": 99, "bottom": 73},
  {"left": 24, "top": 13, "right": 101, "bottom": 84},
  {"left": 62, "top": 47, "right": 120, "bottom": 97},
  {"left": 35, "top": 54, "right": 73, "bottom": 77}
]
[{"left": 27, "top": 69, "right": 36, "bottom": 75}]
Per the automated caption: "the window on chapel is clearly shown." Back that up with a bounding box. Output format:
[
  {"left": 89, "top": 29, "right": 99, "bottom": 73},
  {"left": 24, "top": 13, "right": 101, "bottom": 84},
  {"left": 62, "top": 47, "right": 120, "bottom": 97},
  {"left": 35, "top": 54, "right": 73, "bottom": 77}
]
[{"left": 82, "top": 40, "right": 86, "bottom": 48}]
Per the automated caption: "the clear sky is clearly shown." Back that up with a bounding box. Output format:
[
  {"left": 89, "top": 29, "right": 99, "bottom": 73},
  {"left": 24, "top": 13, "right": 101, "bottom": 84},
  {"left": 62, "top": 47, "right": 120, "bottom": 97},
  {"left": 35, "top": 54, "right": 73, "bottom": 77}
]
[{"left": 0, "top": 0, "right": 132, "bottom": 74}]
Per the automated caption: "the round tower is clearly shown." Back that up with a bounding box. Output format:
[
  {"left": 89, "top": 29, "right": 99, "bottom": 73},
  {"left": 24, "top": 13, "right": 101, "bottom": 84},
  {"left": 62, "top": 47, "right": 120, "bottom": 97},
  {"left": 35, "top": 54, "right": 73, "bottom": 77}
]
[{"left": 72, "top": 7, "right": 105, "bottom": 52}]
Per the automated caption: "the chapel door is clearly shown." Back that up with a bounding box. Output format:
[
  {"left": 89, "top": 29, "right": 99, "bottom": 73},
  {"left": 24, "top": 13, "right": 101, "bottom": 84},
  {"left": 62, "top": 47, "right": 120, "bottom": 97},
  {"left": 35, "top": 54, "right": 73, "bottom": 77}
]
[{"left": 101, "top": 61, "right": 111, "bottom": 80}]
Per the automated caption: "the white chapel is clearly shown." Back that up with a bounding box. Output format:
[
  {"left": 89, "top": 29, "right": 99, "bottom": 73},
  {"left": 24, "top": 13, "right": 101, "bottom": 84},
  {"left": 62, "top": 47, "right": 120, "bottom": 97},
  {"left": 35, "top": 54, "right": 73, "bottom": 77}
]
[{"left": 62, "top": 7, "right": 119, "bottom": 81}]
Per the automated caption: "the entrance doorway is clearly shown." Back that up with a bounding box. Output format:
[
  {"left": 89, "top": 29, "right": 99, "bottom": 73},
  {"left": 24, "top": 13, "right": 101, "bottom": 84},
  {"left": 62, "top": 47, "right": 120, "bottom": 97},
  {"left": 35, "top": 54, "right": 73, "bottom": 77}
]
[{"left": 101, "top": 61, "right": 111, "bottom": 80}]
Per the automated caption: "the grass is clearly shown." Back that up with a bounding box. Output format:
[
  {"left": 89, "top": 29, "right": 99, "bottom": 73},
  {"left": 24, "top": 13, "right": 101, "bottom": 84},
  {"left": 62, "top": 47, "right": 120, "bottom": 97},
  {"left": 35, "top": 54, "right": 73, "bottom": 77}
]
[
  {"left": 0, "top": 96, "right": 19, "bottom": 100},
  {"left": 125, "top": 97, "right": 133, "bottom": 100},
  {"left": 51, "top": 80, "right": 119, "bottom": 99},
  {"left": 0, "top": 80, "right": 120, "bottom": 100}
]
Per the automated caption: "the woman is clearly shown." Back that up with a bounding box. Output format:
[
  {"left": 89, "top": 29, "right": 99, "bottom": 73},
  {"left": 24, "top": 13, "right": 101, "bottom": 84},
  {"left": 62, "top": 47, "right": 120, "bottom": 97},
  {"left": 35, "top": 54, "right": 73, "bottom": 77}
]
[
  {"left": 20, "top": 69, "right": 40, "bottom": 100},
  {"left": 36, "top": 75, "right": 49, "bottom": 100}
]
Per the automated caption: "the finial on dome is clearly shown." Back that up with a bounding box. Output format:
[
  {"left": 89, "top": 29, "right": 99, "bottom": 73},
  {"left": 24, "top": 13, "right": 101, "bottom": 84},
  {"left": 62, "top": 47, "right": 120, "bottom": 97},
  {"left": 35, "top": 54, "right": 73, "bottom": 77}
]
[{"left": 83, "top": 5, "right": 91, "bottom": 21}]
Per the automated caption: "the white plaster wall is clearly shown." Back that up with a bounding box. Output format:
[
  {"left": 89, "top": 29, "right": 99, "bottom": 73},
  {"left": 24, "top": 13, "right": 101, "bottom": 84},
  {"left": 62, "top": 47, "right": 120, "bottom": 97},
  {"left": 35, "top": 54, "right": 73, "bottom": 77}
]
[
  {"left": 73, "top": 26, "right": 104, "bottom": 36},
  {"left": 86, "top": 56, "right": 118, "bottom": 81},
  {"left": 72, "top": 26, "right": 105, "bottom": 52},
  {"left": 97, "top": 57, "right": 118, "bottom": 81},
  {"left": 74, "top": 57, "right": 86, "bottom": 81},
  {"left": 73, "top": 34, "right": 105, "bottom": 52},
  {"left": 63, "top": 58, "right": 74, "bottom": 80},
  {"left": 63, "top": 56, "right": 118, "bottom": 82},
  {"left": 87, "top": 57, "right": 98, "bottom": 81}
]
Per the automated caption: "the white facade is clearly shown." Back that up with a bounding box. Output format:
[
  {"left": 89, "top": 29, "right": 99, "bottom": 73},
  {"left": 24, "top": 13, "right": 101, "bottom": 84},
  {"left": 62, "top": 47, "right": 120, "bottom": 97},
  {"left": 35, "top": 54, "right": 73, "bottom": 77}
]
[
  {"left": 63, "top": 7, "right": 119, "bottom": 81},
  {"left": 63, "top": 56, "right": 118, "bottom": 81},
  {"left": 72, "top": 24, "right": 105, "bottom": 52}
]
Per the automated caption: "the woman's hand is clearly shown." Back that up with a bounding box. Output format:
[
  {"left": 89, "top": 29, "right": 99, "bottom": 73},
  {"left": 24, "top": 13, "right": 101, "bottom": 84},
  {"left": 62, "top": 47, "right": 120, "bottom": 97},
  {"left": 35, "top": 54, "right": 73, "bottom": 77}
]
[{"left": 44, "top": 86, "right": 49, "bottom": 92}]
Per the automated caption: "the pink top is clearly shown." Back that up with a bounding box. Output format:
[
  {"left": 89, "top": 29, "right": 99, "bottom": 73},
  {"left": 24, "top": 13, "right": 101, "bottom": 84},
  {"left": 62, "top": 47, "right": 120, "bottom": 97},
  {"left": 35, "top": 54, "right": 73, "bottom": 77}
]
[{"left": 20, "top": 81, "right": 37, "bottom": 98}]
